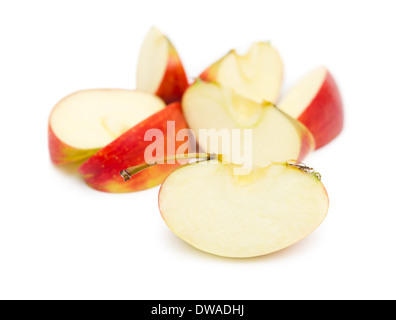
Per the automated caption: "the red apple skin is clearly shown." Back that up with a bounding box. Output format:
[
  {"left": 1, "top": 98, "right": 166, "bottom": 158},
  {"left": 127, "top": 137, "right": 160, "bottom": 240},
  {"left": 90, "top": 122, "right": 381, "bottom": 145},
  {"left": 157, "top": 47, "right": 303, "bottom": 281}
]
[
  {"left": 298, "top": 125, "right": 316, "bottom": 161},
  {"left": 198, "top": 57, "right": 222, "bottom": 83},
  {"left": 156, "top": 43, "right": 189, "bottom": 104},
  {"left": 298, "top": 71, "right": 344, "bottom": 149},
  {"left": 78, "top": 102, "right": 189, "bottom": 193},
  {"left": 199, "top": 66, "right": 213, "bottom": 82},
  {"left": 48, "top": 125, "right": 98, "bottom": 165}
]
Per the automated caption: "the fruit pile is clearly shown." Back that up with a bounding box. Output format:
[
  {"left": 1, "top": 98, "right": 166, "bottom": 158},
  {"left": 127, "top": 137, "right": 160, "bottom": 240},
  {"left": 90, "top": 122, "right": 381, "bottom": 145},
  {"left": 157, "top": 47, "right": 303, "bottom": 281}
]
[{"left": 49, "top": 27, "right": 343, "bottom": 258}]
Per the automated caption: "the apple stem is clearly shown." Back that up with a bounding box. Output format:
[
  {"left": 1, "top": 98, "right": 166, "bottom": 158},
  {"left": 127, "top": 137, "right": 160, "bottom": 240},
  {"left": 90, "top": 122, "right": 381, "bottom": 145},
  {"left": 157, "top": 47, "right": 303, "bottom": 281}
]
[
  {"left": 286, "top": 161, "right": 322, "bottom": 180},
  {"left": 120, "top": 153, "right": 218, "bottom": 182}
]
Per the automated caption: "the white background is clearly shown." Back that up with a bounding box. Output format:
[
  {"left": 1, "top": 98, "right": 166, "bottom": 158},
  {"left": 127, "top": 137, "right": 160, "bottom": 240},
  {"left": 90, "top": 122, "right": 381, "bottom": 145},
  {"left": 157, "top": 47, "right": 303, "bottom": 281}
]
[{"left": 0, "top": 0, "right": 395, "bottom": 300}]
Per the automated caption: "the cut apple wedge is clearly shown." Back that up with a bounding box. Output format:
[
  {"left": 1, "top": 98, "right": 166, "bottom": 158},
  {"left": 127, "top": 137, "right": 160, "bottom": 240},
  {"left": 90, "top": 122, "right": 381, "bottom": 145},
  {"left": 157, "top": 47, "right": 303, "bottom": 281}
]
[
  {"left": 78, "top": 102, "right": 189, "bottom": 193},
  {"left": 182, "top": 81, "right": 314, "bottom": 166},
  {"left": 137, "top": 27, "right": 189, "bottom": 104},
  {"left": 49, "top": 89, "right": 166, "bottom": 164},
  {"left": 199, "top": 42, "right": 283, "bottom": 103},
  {"left": 158, "top": 159, "right": 328, "bottom": 258},
  {"left": 278, "top": 67, "right": 344, "bottom": 149}
]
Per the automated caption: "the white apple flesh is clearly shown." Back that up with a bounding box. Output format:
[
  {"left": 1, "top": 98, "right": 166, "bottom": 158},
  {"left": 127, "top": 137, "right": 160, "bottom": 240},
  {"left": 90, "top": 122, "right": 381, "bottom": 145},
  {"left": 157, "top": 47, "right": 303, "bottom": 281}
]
[{"left": 159, "top": 160, "right": 329, "bottom": 258}]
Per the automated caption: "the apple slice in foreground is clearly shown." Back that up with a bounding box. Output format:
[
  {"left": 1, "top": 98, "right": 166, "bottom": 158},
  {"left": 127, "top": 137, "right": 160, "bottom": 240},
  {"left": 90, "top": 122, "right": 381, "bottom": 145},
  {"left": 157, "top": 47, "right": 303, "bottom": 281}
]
[
  {"left": 278, "top": 67, "right": 344, "bottom": 149},
  {"left": 49, "top": 89, "right": 166, "bottom": 164},
  {"left": 182, "top": 81, "right": 314, "bottom": 166},
  {"left": 155, "top": 157, "right": 328, "bottom": 258},
  {"left": 199, "top": 42, "right": 283, "bottom": 103},
  {"left": 137, "top": 27, "right": 189, "bottom": 104},
  {"left": 79, "top": 102, "right": 189, "bottom": 193}
]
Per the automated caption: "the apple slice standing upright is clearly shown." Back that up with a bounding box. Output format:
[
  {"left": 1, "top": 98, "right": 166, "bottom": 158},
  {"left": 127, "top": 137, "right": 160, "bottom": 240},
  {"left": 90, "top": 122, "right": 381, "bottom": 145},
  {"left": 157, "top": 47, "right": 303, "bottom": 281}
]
[
  {"left": 137, "top": 27, "right": 189, "bottom": 104},
  {"left": 49, "top": 89, "right": 166, "bottom": 164},
  {"left": 278, "top": 67, "right": 344, "bottom": 149},
  {"left": 182, "top": 81, "right": 314, "bottom": 167},
  {"left": 200, "top": 42, "right": 283, "bottom": 103}
]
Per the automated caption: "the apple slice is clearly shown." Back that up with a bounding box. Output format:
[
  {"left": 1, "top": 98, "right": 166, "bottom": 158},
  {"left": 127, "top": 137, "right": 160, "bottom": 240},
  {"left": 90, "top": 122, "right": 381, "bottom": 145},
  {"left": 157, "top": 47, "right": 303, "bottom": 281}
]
[
  {"left": 137, "top": 27, "right": 189, "bottom": 104},
  {"left": 182, "top": 81, "right": 314, "bottom": 167},
  {"left": 278, "top": 67, "right": 344, "bottom": 149},
  {"left": 49, "top": 89, "right": 166, "bottom": 165},
  {"left": 78, "top": 102, "right": 189, "bottom": 193},
  {"left": 158, "top": 159, "right": 328, "bottom": 258},
  {"left": 199, "top": 42, "right": 283, "bottom": 103}
]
